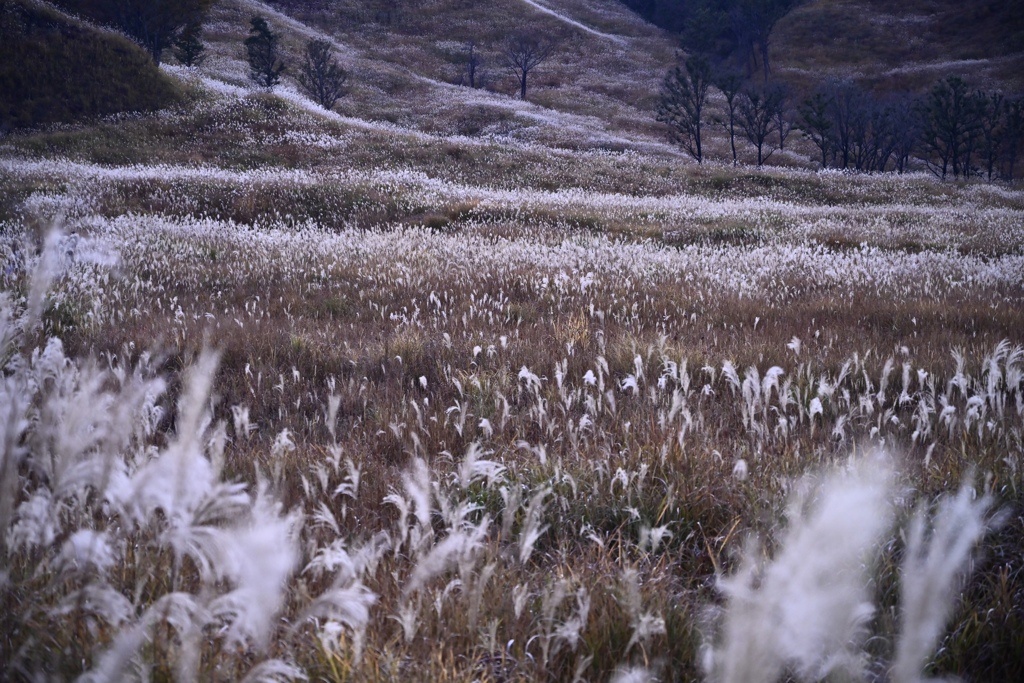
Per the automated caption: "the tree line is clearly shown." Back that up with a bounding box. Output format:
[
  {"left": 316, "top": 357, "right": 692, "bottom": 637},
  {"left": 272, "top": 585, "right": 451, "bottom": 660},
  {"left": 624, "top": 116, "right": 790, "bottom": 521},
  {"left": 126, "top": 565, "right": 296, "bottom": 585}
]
[
  {"left": 658, "top": 53, "right": 1024, "bottom": 181},
  {"left": 17, "top": 0, "right": 564, "bottom": 124},
  {"left": 643, "top": 1, "right": 1023, "bottom": 181},
  {"left": 31, "top": 2, "right": 351, "bottom": 113}
]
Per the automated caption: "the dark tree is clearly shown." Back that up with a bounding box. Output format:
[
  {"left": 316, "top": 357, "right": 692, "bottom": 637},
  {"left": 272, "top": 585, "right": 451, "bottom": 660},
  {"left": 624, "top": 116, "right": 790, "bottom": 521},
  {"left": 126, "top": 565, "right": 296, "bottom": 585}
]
[
  {"left": 245, "top": 15, "right": 285, "bottom": 90},
  {"left": 299, "top": 39, "right": 347, "bottom": 110},
  {"left": 824, "top": 79, "right": 865, "bottom": 170},
  {"left": 1, "top": 0, "right": 178, "bottom": 130},
  {"left": 919, "top": 76, "right": 983, "bottom": 179},
  {"left": 657, "top": 54, "right": 713, "bottom": 163},
  {"left": 1003, "top": 98, "right": 1024, "bottom": 181},
  {"left": 173, "top": 20, "right": 205, "bottom": 67},
  {"left": 713, "top": 68, "right": 745, "bottom": 165},
  {"left": 464, "top": 41, "right": 482, "bottom": 88},
  {"left": 729, "top": 0, "right": 790, "bottom": 81},
  {"left": 370, "top": 0, "right": 402, "bottom": 26},
  {"left": 848, "top": 97, "right": 875, "bottom": 171},
  {"left": 802, "top": 84, "right": 919, "bottom": 174},
  {"left": 868, "top": 101, "right": 900, "bottom": 172},
  {"left": 738, "top": 83, "right": 783, "bottom": 166},
  {"left": 797, "top": 90, "right": 833, "bottom": 169},
  {"left": 837, "top": 89, "right": 910, "bottom": 173},
  {"left": 771, "top": 81, "right": 792, "bottom": 151},
  {"left": 682, "top": 3, "right": 727, "bottom": 56},
  {"left": 504, "top": 33, "right": 554, "bottom": 100},
  {"left": 626, "top": 0, "right": 802, "bottom": 78},
  {"left": 621, "top": 0, "right": 690, "bottom": 32},
  {"left": 680, "top": 0, "right": 801, "bottom": 81},
  {"left": 743, "top": 0, "right": 797, "bottom": 82},
  {"left": 52, "top": 0, "right": 214, "bottom": 65},
  {"left": 977, "top": 91, "right": 1006, "bottom": 181},
  {"left": 888, "top": 95, "right": 919, "bottom": 174}
]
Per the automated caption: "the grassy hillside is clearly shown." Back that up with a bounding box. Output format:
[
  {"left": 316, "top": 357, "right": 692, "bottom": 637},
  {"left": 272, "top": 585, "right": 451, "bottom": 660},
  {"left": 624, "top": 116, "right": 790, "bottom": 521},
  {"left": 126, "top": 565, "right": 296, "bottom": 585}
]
[
  {"left": 774, "top": 0, "right": 1024, "bottom": 92},
  {"left": 201, "top": 0, "right": 677, "bottom": 145},
  {"left": 0, "top": 0, "right": 180, "bottom": 131}
]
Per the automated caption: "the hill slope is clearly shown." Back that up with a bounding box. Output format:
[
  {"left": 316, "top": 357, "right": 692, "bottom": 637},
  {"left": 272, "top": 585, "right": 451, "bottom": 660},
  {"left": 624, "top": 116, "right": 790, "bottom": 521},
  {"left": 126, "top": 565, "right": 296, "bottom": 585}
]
[
  {"left": 0, "top": 0, "right": 179, "bottom": 131},
  {"left": 195, "top": 0, "right": 678, "bottom": 149},
  {"left": 774, "top": 0, "right": 1024, "bottom": 91}
]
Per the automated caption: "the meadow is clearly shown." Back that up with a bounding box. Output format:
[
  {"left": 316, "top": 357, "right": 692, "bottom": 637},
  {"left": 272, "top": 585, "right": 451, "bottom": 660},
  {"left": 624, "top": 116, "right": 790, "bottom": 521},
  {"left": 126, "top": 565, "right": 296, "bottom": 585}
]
[{"left": 2, "top": 1, "right": 1024, "bottom": 681}]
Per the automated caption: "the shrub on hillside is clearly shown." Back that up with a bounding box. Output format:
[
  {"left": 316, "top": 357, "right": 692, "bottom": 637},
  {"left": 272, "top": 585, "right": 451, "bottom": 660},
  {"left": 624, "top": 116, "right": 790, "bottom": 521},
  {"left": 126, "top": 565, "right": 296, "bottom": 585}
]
[{"left": 0, "top": 1, "right": 179, "bottom": 132}]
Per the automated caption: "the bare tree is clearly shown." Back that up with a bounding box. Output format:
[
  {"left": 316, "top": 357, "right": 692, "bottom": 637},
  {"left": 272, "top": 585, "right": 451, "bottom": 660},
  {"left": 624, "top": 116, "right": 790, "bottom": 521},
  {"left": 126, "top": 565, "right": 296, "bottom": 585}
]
[
  {"left": 504, "top": 33, "right": 554, "bottom": 100},
  {"left": 772, "top": 81, "right": 792, "bottom": 151},
  {"left": 657, "top": 54, "right": 713, "bottom": 163},
  {"left": 867, "top": 101, "right": 898, "bottom": 172},
  {"left": 465, "top": 41, "right": 482, "bottom": 89},
  {"left": 713, "top": 67, "right": 745, "bottom": 165},
  {"left": 797, "top": 90, "right": 833, "bottom": 169},
  {"left": 824, "top": 79, "right": 864, "bottom": 170},
  {"left": 738, "top": 84, "right": 783, "bottom": 166},
  {"left": 889, "top": 95, "right": 919, "bottom": 174},
  {"left": 848, "top": 98, "right": 875, "bottom": 171},
  {"left": 299, "top": 39, "right": 347, "bottom": 110}
]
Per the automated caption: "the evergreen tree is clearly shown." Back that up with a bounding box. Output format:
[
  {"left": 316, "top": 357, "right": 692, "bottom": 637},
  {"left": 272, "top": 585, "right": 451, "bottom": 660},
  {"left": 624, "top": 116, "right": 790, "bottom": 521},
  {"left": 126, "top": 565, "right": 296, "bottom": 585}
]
[
  {"left": 174, "top": 20, "right": 206, "bottom": 67},
  {"left": 245, "top": 15, "right": 285, "bottom": 89}
]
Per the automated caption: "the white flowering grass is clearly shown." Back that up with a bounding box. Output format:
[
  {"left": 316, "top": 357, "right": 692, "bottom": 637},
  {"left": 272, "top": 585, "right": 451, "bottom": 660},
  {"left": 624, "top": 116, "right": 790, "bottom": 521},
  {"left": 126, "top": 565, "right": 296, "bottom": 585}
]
[
  {"left": 3, "top": 11, "right": 1024, "bottom": 674},
  {"left": 1, "top": 237, "right": 326, "bottom": 680},
  {"left": 704, "top": 458, "right": 895, "bottom": 682},
  {"left": 4, "top": 211, "right": 1019, "bottom": 679}
]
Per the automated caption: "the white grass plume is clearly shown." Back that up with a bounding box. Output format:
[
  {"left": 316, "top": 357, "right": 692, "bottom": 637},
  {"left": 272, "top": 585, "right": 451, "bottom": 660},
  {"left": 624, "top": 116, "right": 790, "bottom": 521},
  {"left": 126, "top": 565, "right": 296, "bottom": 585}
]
[
  {"left": 403, "top": 516, "right": 489, "bottom": 597},
  {"left": 302, "top": 580, "right": 378, "bottom": 663},
  {"left": 620, "top": 567, "right": 666, "bottom": 653},
  {"left": 239, "top": 659, "right": 308, "bottom": 683},
  {"left": 703, "top": 457, "right": 895, "bottom": 683},
  {"left": 458, "top": 441, "right": 506, "bottom": 489},
  {"left": 404, "top": 456, "right": 434, "bottom": 533},
  {"left": 209, "top": 483, "right": 303, "bottom": 649},
  {"left": 518, "top": 486, "right": 551, "bottom": 564},
  {"left": 892, "top": 481, "right": 995, "bottom": 683}
]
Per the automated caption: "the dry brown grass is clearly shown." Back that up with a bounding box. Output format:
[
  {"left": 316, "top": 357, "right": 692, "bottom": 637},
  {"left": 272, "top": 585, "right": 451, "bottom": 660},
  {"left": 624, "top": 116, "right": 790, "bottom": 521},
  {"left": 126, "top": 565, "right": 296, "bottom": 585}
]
[{"left": 3, "top": 3, "right": 1024, "bottom": 676}]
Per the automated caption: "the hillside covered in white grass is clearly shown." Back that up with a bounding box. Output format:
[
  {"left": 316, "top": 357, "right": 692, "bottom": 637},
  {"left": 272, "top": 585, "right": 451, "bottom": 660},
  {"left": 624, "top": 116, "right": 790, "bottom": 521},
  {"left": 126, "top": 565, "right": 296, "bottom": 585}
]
[{"left": 2, "top": 0, "right": 1024, "bottom": 681}]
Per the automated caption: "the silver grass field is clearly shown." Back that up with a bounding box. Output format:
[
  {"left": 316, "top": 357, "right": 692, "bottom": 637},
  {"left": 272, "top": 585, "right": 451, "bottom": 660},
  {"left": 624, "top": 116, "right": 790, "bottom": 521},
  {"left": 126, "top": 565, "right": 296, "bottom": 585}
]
[{"left": 3, "top": 2, "right": 1024, "bottom": 681}]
